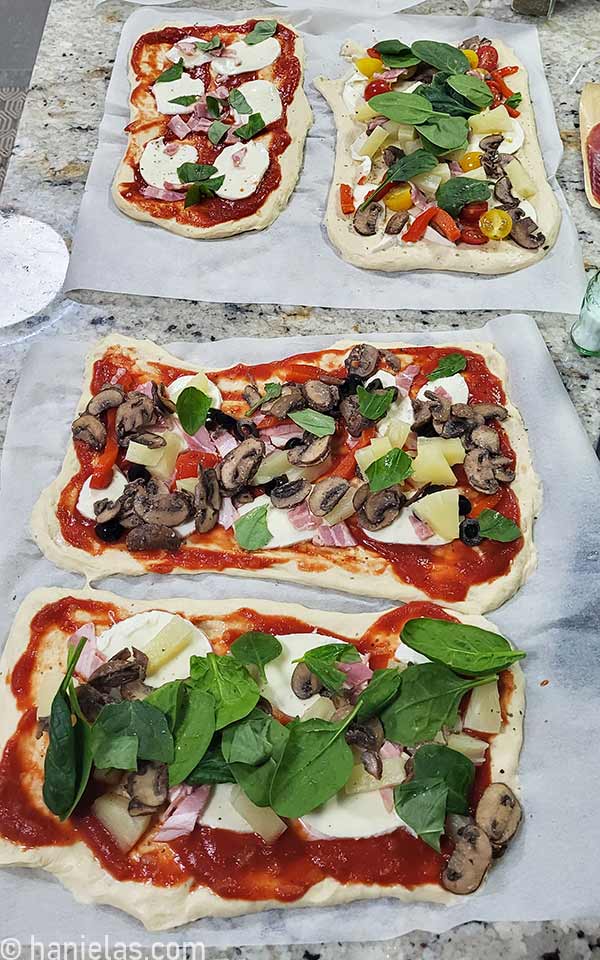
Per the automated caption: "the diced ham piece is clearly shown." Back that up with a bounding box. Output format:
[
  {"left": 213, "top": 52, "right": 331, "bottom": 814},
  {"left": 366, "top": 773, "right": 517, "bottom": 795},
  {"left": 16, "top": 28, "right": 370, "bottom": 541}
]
[
  {"left": 225, "top": 124, "right": 242, "bottom": 144},
  {"left": 185, "top": 425, "right": 218, "bottom": 454},
  {"left": 410, "top": 184, "right": 430, "bottom": 211},
  {"left": 212, "top": 431, "right": 238, "bottom": 457},
  {"left": 381, "top": 740, "right": 403, "bottom": 759},
  {"left": 587, "top": 123, "right": 600, "bottom": 203},
  {"left": 214, "top": 84, "right": 229, "bottom": 99},
  {"left": 339, "top": 654, "right": 373, "bottom": 692},
  {"left": 405, "top": 430, "right": 418, "bottom": 454},
  {"left": 134, "top": 380, "right": 154, "bottom": 398},
  {"left": 409, "top": 512, "right": 434, "bottom": 541},
  {"left": 288, "top": 500, "right": 321, "bottom": 531},
  {"left": 167, "top": 115, "right": 191, "bottom": 139},
  {"left": 140, "top": 185, "right": 184, "bottom": 201},
  {"left": 449, "top": 160, "right": 463, "bottom": 175},
  {"left": 69, "top": 623, "right": 107, "bottom": 681},
  {"left": 163, "top": 141, "right": 182, "bottom": 157},
  {"left": 192, "top": 99, "right": 210, "bottom": 120},
  {"left": 163, "top": 181, "right": 187, "bottom": 192},
  {"left": 109, "top": 367, "right": 127, "bottom": 386},
  {"left": 260, "top": 422, "right": 304, "bottom": 448},
  {"left": 154, "top": 785, "right": 211, "bottom": 842},
  {"left": 380, "top": 786, "right": 395, "bottom": 813},
  {"left": 187, "top": 116, "right": 213, "bottom": 133},
  {"left": 433, "top": 384, "right": 452, "bottom": 402},
  {"left": 312, "top": 522, "right": 357, "bottom": 547},
  {"left": 396, "top": 363, "right": 420, "bottom": 394},
  {"left": 177, "top": 40, "right": 197, "bottom": 55},
  {"left": 373, "top": 68, "right": 414, "bottom": 81},
  {"left": 218, "top": 496, "right": 238, "bottom": 530},
  {"left": 232, "top": 146, "right": 247, "bottom": 167},
  {"left": 366, "top": 116, "right": 388, "bottom": 133}
]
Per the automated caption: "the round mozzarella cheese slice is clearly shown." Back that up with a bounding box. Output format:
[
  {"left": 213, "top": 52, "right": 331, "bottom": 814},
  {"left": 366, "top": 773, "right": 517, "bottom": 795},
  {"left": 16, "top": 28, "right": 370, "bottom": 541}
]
[
  {"left": 416, "top": 373, "right": 468, "bottom": 405},
  {"left": 301, "top": 788, "right": 402, "bottom": 839},
  {"left": 152, "top": 75, "right": 206, "bottom": 115},
  {"left": 139, "top": 138, "right": 198, "bottom": 189},
  {"left": 211, "top": 37, "right": 281, "bottom": 76},
  {"left": 233, "top": 79, "right": 282, "bottom": 126},
  {"left": 261, "top": 631, "right": 348, "bottom": 717},
  {"left": 166, "top": 38, "right": 212, "bottom": 69},
  {"left": 498, "top": 120, "right": 525, "bottom": 155},
  {"left": 342, "top": 72, "right": 367, "bottom": 114},
  {"left": 213, "top": 141, "right": 270, "bottom": 200},
  {"left": 365, "top": 506, "right": 450, "bottom": 547},
  {"left": 365, "top": 370, "right": 414, "bottom": 432},
  {"left": 76, "top": 468, "right": 127, "bottom": 521},
  {"left": 200, "top": 783, "right": 254, "bottom": 832},
  {"left": 168, "top": 373, "right": 222, "bottom": 408},
  {"left": 518, "top": 200, "right": 537, "bottom": 222},
  {"left": 235, "top": 494, "right": 313, "bottom": 551}
]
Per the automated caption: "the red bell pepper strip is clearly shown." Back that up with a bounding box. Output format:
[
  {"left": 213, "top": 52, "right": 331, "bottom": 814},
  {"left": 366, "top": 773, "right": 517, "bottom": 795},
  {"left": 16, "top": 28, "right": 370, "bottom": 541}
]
[
  {"left": 89, "top": 408, "right": 119, "bottom": 490},
  {"left": 431, "top": 208, "right": 461, "bottom": 243},
  {"left": 340, "top": 183, "right": 355, "bottom": 215},
  {"left": 494, "top": 65, "right": 519, "bottom": 79},
  {"left": 401, "top": 206, "right": 439, "bottom": 243}
]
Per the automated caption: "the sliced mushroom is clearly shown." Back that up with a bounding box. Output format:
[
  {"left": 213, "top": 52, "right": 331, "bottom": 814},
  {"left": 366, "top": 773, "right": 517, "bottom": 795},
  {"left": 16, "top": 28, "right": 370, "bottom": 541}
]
[
  {"left": 291, "top": 662, "right": 322, "bottom": 699},
  {"left": 470, "top": 425, "right": 500, "bottom": 453},
  {"left": 345, "top": 344, "right": 380, "bottom": 380},
  {"left": 346, "top": 717, "right": 385, "bottom": 752},
  {"left": 194, "top": 466, "right": 221, "bottom": 533},
  {"left": 479, "top": 134, "right": 504, "bottom": 153},
  {"left": 358, "top": 488, "right": 404, "bottom": 531},
  {"left": 93, "top": 498, "right": 122, "bottom": 524},
  {"left": 490, "top": 454, "right": 515, "bottom": 483},
  {"left": 494, "top": 176, "right": 519, "bottom": 207},
  {"left": 383, "top": 145, "right": 405, "bottom": 167},
  {"left": 463, "top": 449, "right": 499, "bottom": 495},
  {"left": 234, "top": 418, "right": 259, "bottom": 441},
  {"left": 424, "top": 389, "right": 451, "bottom": 430},
  {"left": 270, "top": 478, "right": 310, "bottom": 510},
  {"left": 440, "top": 418, "right": 468, "bottom": 439},
  {"left": 442, "top": 822, "right": 493, "bottom": 895},
  {"left": 339, "top": 395, "right": 370, "bottom": 438},
  {"left": 134, "top": 483, "right": 191, "bottom": 527},
  {"left": 117, "top": 480, "right": 147, "bottom": 529},
  {"left": 450, "top": 404, "right": 484, "bottom": 428},
  {"left": 302, "top": 380, "right": 339, "bottom": 413},
  {"left": 381, "top": 351, "right": 401, "bottom": 372},
  {"left": 353, "top": 202, "right": 383, "bottom": 237},
  {"left": 468, "top": 403, "right": 508, "bottom": 422},
  {"left": 352, "top": 483, "right": 369, "bottom": 512},
  {"left": 359, "top": 749, "right": 383, "bottom": 779},
  {"left": 151, "top": 381, "right": 176, "bottom": 416},
  {"left": 218, "top": 437, "right": 265, "bottom": 494},
  {"left": 411, "top": 398, "right": 433, "bottom": 431},
  {"left": 385, "top": 211, "right": 409, "bottom": 235},
  {"left": 130, "top": 432, "right": 166, "bottom": 449},
  {"left": 86, "top": 384, "right": 126, "bottom": 417},
  {"left": 126, "top": 761, "right": 169, "bottom": 817},
  {"left": 126, "top": 523, "right": 183, "bottom": 552},
  {"left": 243, "top": 383, "right": 262, "bottom": 408},
  {"left": 76, "top": 683, "right": 109, "bottom": 723},
  {"left": 510, "top": 216, "right": 546, "bottom": 250},
  {"left": 115, "top": 392, "right": 155, "bottom": 442},
  {"left": 475, "top": 782, "right": 522, "bottom": 850},
  {"left": 482, "top": 150, "right": 510, "bottom": 180},
  {"left": 309, "top": 477, "right": 350, "bottom": 517},
  {"left": 72, "top": 413, "right": 107, "bottom": 451},
  {"left": 121, "top": 679, "right": 153, "bottom": 702},
  {"left": 88, "top": 657, "right": 144, "bottom": 692},
  {"left": 261, "top": 384, "right": 304, "bottom": 419},
  {"left": 286, "top": 435, "right": 332, "bottom": 467}
]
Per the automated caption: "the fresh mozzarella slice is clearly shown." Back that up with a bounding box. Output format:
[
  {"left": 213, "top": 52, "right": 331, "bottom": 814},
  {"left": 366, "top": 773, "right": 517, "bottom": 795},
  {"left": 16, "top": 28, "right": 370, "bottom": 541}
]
[
  {"left": 166, "top": 37, "right": 212, "bottom": 68},
  {"left": 518, "top": 200, "right": 537, "bottom": 222},
  {"left": 350, "top": 132, "right": 369, "bottom": 161},
  {"left": 366, "top": 506, "right": 451, "bottom": 547},
  {"left": 261, "top": 631, "right": 348, "bottom": 716},
  {"left": 498, "top": 120, "right": 525, "bottom": 155},
  {"left": 96, "top": 611, "right": 210, "bottom": 686},
  {"left": 76, "top": 468, "right": 128, "bottom": 521},
  {"left": 366, "top": 370, "right": 415, "bottom": 433},
  {"left": 211, "top": 38, "right": 281, "bottom": 76},
  {"left": 214, "top": 141, "right": 270, "bottom": 200},
  {"left": 343, "top": 72, "right": 367, "bottom": 113},
  {"left": 353, "top": 182, "right": 372, "bottom": 206},
  {"left": 235, "top": 495, "right": 313, "bottom": 550},
  {"left": 301, "top": 788, "right": 402, "bottom": 839},
  {"left": 168, "top": 372, "right": 222, "bottom": 408},
  {"left": 200, "top": 783, "right": 254, "bottom": 833},
  {"left": 394, "top": 641, "right": 429, "bottom": 665},
  {"left": 139, "top": 138, "right": 198, "bottom": 189},
  {"left": 423, "top": 225, "right": 456, "bottom": 247},
  {"left": 416, "top": 373, "right": 468, "bottom": 405},
  {"left": 176, "top": 519, "right": 197, "bottom": 537},
  {"left": 233, "top": 79, "right": 282, "bottom": 125},
  {"left": 151, "top": 75, "right": 206, "bottom": 115}
]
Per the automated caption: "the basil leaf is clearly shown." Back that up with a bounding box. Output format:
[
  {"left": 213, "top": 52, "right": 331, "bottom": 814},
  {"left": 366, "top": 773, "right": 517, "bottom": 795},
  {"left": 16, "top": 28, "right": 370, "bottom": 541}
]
[
  {"left": 411, "top": 40, "right": 470, "bottom": 75},
  {"left": 43, "top": 691, "right": 78, "bottom": 819},
  {"left": 235, "top": 112, "right": 266, "bottom": 140},
  {"left": 206, "top": 95, "right": 222, "bottom": 118},
  {"left": 373, "top": 39, "right": 420, "bottom": 69},
  {"left": 356, "top": 667, "right": 402, "bottom": 721},
  {"left": 228, "top": 88, "right": 252, "bottom": 115},
  {"left": 221, "top": 710, "right": 273, "bottom": 766},
  {"left": 446, "top": 74, "right": 493, "bottom": 110},
  {"left": 246, "top": 381, "right": 282, "bottom": 415},
  {"left": 168, "top": 688, "right": 215, "bottom": 787},
  {"left": 505, "top": 91, "right": 523, "bottom": 109},
  {"left": 358, "top": 149, "right": 438, "bottom": 212},
  {"left": 145, "top": 680, "right": 184, "bottom": 731},
  {"left": 288, "top": 408, "right": 336, "bottom": 437},
  {"left": 413, "top": 743, "right": 474, "bottom": 814},
  {"left": 478, "top": 509, "right": 522, "bottom": 542},
  {"left": 186, "top": 740, "right": 235, "bottom": 785},
  {"left": 245, "top": 20, "right": 277, "bottom": 45},
  {"left": 234, "top": 503, "right": 272, "bottom": 550},
  {"left": 295, "top": 643, "right": 361, "bottom": 693},
  {"left": 196, "top": 35, "right": 222, "bottom": 52},
  {"left": 208, "top": 120, "right": 229, "bottom": 145},
  {"left": 416, "top": 115, "right": 470, "bottom": 152},
  {"left": 426, "top": 352, "right": 467, "bottom": 381},
  {"left": 394, "top": 777, "right": 448, "bottom": 851},
  {"left": 189, "top": 652, "right": 260, "bottom": 729},
  {"left": 356, "top": 384, "right": 395, "bottom": 421},
  {"left": 381, "top": 662, "right": 496, "bottom": 746},
  {"left": 368, "top": 91, "right": 434, "bottom": 126},
  {"left": 401, "top": 617, "right": 525, "bottom": 675},
  {"left": 365, "top": 448, "right": 413, "bottom": 492},
  {"left": 156, "top": 58, "right": 184, "bottom": 83},
  {"left": 169, "top": 95, "right": 201, "bottom": 107},
  {"left": 90, "top": 701, "right": 174, "bottom": 769},
  {"left": 176, "top": 385, "right": 211, "bottom": 435},
  {"left": 230, "top": 713, "right": 289, "bottom": 806},
  {"left": 184, "top": 177, "right": 225, "bottom": 207},
  {"left": 177, "top": 162, "right": 219, "bottom": 183},
  {"left": 436, "top": 177, "right": 492, "bottom": 219},
  {"left": 230, "top": 631, "right": 282, "bottom": 681}
]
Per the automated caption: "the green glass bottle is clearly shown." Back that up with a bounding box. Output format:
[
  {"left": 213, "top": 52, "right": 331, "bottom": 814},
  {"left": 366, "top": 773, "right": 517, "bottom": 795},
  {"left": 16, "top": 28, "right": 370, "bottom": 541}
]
[{"left": 571, "top": 271, "right": 600, "bottom": 357}]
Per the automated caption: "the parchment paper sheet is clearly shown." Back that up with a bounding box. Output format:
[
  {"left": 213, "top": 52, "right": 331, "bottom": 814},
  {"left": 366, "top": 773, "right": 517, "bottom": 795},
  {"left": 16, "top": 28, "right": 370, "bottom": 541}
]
[
  {"left": 65, "top": 8, "right": 586, "bottom": 313},
  {"left": 95, "top": 0, "right": 435, "bottom": 10},
  {"left": 0, "top": 313, "right": 599, "bottom": 944}
]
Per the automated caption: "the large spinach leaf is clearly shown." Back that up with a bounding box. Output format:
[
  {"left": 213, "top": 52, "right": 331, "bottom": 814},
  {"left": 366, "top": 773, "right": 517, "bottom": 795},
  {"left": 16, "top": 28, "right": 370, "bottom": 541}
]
[
  {"left": 221, "top": 709, "right": 274, "bottom": 766},
  {"left": 356, "top": 667, "right": 402, "bottom": 721},
  {"left": 394, "top": 777, "right": 449, "bottom": 852},
  {"left": 401, "top": 617, "right": 525, "bottom": 675},
  {"left": 145, "top": 680, "right": 185, "bottom": 731},
  {"left": 373, "top": 39, "right": 420, "bottom": 69},
  {"left": 168, "top": 688, "right": 215, "bottom": 786},
  {"left": 90, "top": 701, "right": 174, "bottom": 770},
  {"left": 294, "top": 642, "right": 361, "bottom": 693},
  {"left": 435, "top": 177, "right": 492, "bottom": 218},
  {"left": 412, "top": 743, "right": 474, "bottom": 814},
  {"left": 229, "top": 711, "right": 290, "bottom": 807},
  {"left": 446, "top": 74, "right": 493, "bottom": 110},
  {"left": 189, "top": 652, "right": 260, "bottom": 729},
  {"left": 368, "top": 91, "right": 434, "bottom": 126},
  {"left": 186, "top": 740, "right": 235, "bottom": 785},
  {"left": 230, "top": 631, "right": 282, "bottom": 681},
  {"left": 411, "top": 40, "right": 470, "bottom": 74},
  {"left": 416, "top": 114, "right": 469, "bottom": 153}
]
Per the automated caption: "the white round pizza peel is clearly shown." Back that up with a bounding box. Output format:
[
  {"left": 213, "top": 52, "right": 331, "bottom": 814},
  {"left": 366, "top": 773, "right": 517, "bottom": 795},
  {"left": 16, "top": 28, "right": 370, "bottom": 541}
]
[{"left": 0, "top": 214, "right": 69, "bottom": 334}]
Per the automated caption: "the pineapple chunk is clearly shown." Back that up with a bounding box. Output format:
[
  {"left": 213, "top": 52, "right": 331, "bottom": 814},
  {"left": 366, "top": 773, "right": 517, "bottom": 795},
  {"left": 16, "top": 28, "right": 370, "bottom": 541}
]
[
  {"left": 92, "top": 794, "right": 150, "bottom": 852},
  {"left": 382, "top": 419, "right": 411, "bottom": 449},
  {"left": 323, "top": 483, "right": 359, "bottom": 526},
  {"left": 456, "top": 165, "right": 489, "bottom": 182},
  {"left": 144, "top": 616, "right": 194, "bottom": 677},
  {"left": 345, "top": 755, "right": 407, "bottom": 795},
  {"left": 411, "top": 173, "right": 442, "bottom": 198},
  {"left": 446, "top": 733, "right": 489, "bottom": 764},
  {"left": 252, "top": 449, "right": 290, "bottom": 486},
  {"left": 126, "top": 439, "right": 164, "bottom": 468},
  {"left": 176, "top": 477, "right": 197, "bottom": 495},
  {"left": 413, "top": 489, "right": 460, "bottom": 541},
  {"left": 171, "top": 371, "right": 212, "bottom": 399},
  {"left": 360, "top": 125, "right": 389, "bottom": 158},
  {"left": 410, "top": 439, "right": 457, "bottom": 486},
  {"left": 417, "top": 437, "right": 465, "bottom": 467},
  {"left": 396, "top": 122, "right": 420, "bottom": 146},
  {"left": 231, "top": 786, "right": 287, "bottom": 840},
  {"left": 505, "top": 157, "right": 536, "bottom": 199},
  {"left": 149, "top": 431, "right": 187, "bottom": 481},
  {"left": 468, "top": 104, "right": 513, "bottom": 135},
  {"left": 355, "top": 436, "right": 393, "bottom": 477},
  {"left": 301, "top": 697, "right": 336, "bottom": 721},
  {"left": 355, "top": 100, "right": 378, "bottom": 123},
  {"left": 463, "top": 680, "right": 502, "bottom": 734}
]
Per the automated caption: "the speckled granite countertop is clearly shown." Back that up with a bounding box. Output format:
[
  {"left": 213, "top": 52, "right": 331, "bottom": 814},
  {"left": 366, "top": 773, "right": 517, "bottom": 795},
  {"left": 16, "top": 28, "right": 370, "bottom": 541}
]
[{"left": 1, "top": 0, "right": 600, "bottom": 955}]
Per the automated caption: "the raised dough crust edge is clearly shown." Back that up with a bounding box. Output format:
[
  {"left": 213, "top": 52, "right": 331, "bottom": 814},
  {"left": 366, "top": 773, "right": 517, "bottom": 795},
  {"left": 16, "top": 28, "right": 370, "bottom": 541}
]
[
  {"left": 0, "top": 586, "right": 524, "bottom": 931},
  {"left": 31, "top": 334, "right": 541, "bottom": 614},
  {"left": 111, "top": 18, "right": 312, "bottom": 239},
  {"left": 314, "top": 39, "right": 561, "bottom": 274}
]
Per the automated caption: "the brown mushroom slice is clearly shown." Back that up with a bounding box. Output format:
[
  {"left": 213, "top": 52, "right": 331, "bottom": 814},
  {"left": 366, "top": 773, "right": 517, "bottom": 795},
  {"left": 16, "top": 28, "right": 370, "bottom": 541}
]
[
  {"left": 345, "top": 343, "right": 380, "bottom": 380},
  {"left": 309, "top": 476, "right": 350, "bottom": 518},
  {"left": 261, "top": 384, "right": 304, "bottom": 419},
  {"left": 358, "top": 488, "right": 404, "bottom": 531},
  {"left": 385, "top": 211, "right": 409, "bottom": 236},
  {"left": 243, "top": 383, "right": 262, "bottom": 408},
  {"left": 475, "top": 782, "right": 522, "bottom": 850},
  {"left": 126, "top": 523, "right": 183, "bottom": 552},
  {"left": 75, "top": 683, "right": 108, "bottom": 723},
  {"left": 115, "top": 392, "right": 156, "bottom": 442},
  {"left": 270, "top": 478, "right": 311, "bottom": 510},
  {"left": 72, "top": 413, "right": 107, "bottom": 451},
  {"left": 194, "top": 466, "right": 221, "bottom": 533},
  {"left": 494, "top": 176, "right": 519, "bottom": 207},
  {"left": 510, "top": 216, "right": 546, "bottom": 250},
  {"left": 151, "top": 381, "right": 176, "bottom": 416},
  {"left": 291, "top": 662, "right": 322, "bottom": 699},
  {"left": 219, "top": 437, "right": 265, "bottom": 494},
  {"left": 93, "top": 498, "right": 122, "bottom": 524},
  {"left": 346, "top": 717, "right": 385, "bottom": 752},
  {"left": 339, "top": 395, "right": 370, "bottom": 438},
  {"left": 490, "top": 455, "right": 515, "bottom": 484},
  {"left": 442, "top": 822, "right": 493, "bottom": 895},
  {"left": 126, "top": 761, "right": 169, "bottom": 817},
  {"left": 479, "top": 134, "right": 504, "bottom": 153},
  {"left": 133, "top": 485, "right": 192, "bottom": 527},
  {"left": 302, "top": 379, "right": 339, "bottom": 413},
  {"left": 440, "top": 418, "right": 468, "bottom": 439},
  {"left": 287, "top": 435, "right": 332, "bottom": 467},
  {"left": 468, "top": 402, "right": 508, "bottom": 422},
  {"left": 383, "top": 145, "right": 404, "bottom": 167},
  {"left": 88, "top": 657, "right": 144, "bottom": 692},
  {"left": 352, "top": 482, "right": 369, "bottom": 512},
  {"left": 470, "top": 425, "right": 500, "bottom": 453},
  {"left": 358, "top": 749, "right": 383, "bottom": 779},
  {"left": 131, "top": 432, "right": 167, "bottom": 449},
  {"left": 463, "top": 449, "right": 499, "bottom": 495},
  {"left": 411, "top": 398, "right": 433, "bottom": 431},
  {"left": 121, "top": 679, "right": 153, "bottom": 702},
  {"left": 353, "top": 202, "right": 383, "bottom": 236},
  {"left": 86, "top": 384, "right": 126, "bottom": 417},
  {"left": 424, "top": 389, "right": 451, "bottom": 428},
  {"left": 450, "top": 403, "right": 485, "bottom": 428}
]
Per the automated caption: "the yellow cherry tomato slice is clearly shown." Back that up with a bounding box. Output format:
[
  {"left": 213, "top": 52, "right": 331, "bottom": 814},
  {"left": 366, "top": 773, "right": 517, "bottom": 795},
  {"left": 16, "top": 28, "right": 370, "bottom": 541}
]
[
  {"left": 355, "top": 56, "right": 384, "bottom": 79},
  {"left": 479, "top": 208, "right": 513, "bottom": 240},
  {"left": 459, "top": 151, "right": 483, "bottom": 172},
  {"left": 463, "top": 49, "right": 479, "bottom": 69},
  {"left": 384, "top": 183, "right": 413, "bottom": 212}
]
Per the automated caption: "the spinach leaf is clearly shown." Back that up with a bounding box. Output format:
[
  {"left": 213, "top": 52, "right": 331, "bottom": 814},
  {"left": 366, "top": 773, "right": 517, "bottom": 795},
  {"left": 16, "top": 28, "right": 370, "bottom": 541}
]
[
  {"left": 294, "top": 642, "right": 361, "bottom": 693},
  {"left": 416, "top": 114, "right": 469, "bottom": 153},
  {"left": 365, "top": 448, "right": 413, "bottom": 492},
  {"left": 435, "top": 177, "right": 492, "bottom": 219},
  {"left": 356, "top": 667, "right": 402, "bottom": 721},
  {"left": 380, "top": 662, "right": 496, "bottom": 746},
  {"left": 245, "top": 381, "right": 281, "bottom": 415},
  {"left": 413, "top": 743, "right": 474, "bottom": 814},
  {"left": 169, "top": 688, "right": 215, "bottom": 786},
  {"left": 189, "top": 652, "right": 260, "bottom": 729},
  {"left": 288, "top": 409, "right": 336, "bottom": 437},
  {"left": 230, "top": 631, "right": 282, "bottom": 681},
  {"left": 229, "top": 88, "right": 252, "bottom": 114},
  {"left": 356, "top": 384, "right": 395, "bottom": 421},
  {"left": 221, "top": 710, "right": 273, "bottom": 766},
  {"left": 394, "top": 777, "right": 448, "bottom": 851},
  {"left": 206, "top": 95, "right": 222, "bottom": 118},
  {"left": 186, "top": 740, "right": 235, "bottom": 785},
  {"left": 373, "top": 39, "right": 420, "bottom": 69},
  {"left": 411, "top": 40, "right": 470, "bottom": 75},
  {"left": 64, "top": 682, "right": 94, "bottom": 820},
  {"left": 357, "top": 149, "right": 438, "bottom": 212},
  {"left": 505, "top": 91, "right": 523, "bottom": 109},
  {"left": 169, "top": 95, "right": 201, "bottom": 107},
  {"left": 446, "top": 74, "right": 493, "bottom": 110},
  {"left": 426, "top": 352, "right": 467, "bottom": 381},
  {"left": 234, "top": 503, "right": 272, "bottom": 550},
  {"left": 368, "top": 91, "right": 434, "bottom": 126},
  {"left": 196, "top": 35, "right": 222, "bottom": 52},
  {"left": 208, "top": 120, "right": 229, "bottom": 145},
  {"left": 478, "top": 509, "right": 522, "bottom": 543},
  {"left": 416, "top": 73, "right": 476, "bottom": 118},
  {"left": 235, "top": 113, "right": 266, "bottom": 140},
  {"left": 230, "top": 714, "right": 289, "bottom": 806},
  {"left": 245, "top": 20, "right": 277, "bottom": 45},
  {"left": 145, "top": 680, "right": 185, "bottom": 731},
  {"left": 90, "top": 701, "right": 174, "bottom": 769},
  {"left": 43, "top": 691, "right": 78, "bottom": 820},
  {"left": 178, "top": 162, "right": 219, "bottom": 183},
  {"left": 401, "top": 617, "right": 525, "bottom": 675},
  {"left": 176, "top": 386, "right": 212, "bottom": 435},
  {"left": 156, "top": 58, "right": 184, "bottom": 83}
]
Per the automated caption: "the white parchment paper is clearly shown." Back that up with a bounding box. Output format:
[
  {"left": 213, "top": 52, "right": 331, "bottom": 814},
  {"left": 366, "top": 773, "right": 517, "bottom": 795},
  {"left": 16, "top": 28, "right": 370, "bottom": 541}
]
[
  {"left": 65, "top": 7, "right": 586, "bottom": 313},
  {"left": 0, "top": 313, "right": 599, "bottom": 944}
]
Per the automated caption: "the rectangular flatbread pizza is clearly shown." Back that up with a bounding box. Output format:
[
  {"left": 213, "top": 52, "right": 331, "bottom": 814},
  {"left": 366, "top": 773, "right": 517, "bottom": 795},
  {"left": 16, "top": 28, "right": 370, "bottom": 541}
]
[
  {"left": 315, "top": 34, "right": 561, "bottom": 273},
  {"left": 112, "top": 18, "right": 312, "bottom": 238},
  {"left": 0, "top": 587, "right": 525, "bottom": 929},
  {"left": 33, "top": 334, "right": 540, "bottom": 613}
]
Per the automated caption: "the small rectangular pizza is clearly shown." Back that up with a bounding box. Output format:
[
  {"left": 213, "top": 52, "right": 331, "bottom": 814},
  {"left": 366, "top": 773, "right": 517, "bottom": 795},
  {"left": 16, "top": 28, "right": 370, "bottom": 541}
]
[
  {"left": 33, "top": 334, "right": 540, "bottom": 612},
  {"left": 315, "top": 34, "right": 561, "bottom": 273},
  {"left": 112, "top": 18, "right": 312, "bottom": 238},
  {"left": 0, "top": 587, "right": 525, "bottom": 929}
]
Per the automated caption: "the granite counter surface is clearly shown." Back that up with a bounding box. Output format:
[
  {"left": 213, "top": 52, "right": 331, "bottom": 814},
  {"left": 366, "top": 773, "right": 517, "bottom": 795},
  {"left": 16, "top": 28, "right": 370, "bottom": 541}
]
[{"left": 0, "top": 0, "right": 599, "bottom": 955}]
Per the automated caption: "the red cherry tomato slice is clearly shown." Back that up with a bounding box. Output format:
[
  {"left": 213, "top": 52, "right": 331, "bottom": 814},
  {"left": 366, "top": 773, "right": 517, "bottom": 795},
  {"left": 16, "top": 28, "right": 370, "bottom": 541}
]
[
  {"left": 366, "top": 46, "right": 382, "bottom": 60},
  {"left": 365, "top": 79, "right": 392, "bottom": 100},
  {"left": 477, "top": 44, "right": 499, "bottom": 71},
  {"left": 460, "top": 226, "right": 489, "bottom": 245},
  {"left": 461, "top": 201, "right": 489, "bottom": 224}
]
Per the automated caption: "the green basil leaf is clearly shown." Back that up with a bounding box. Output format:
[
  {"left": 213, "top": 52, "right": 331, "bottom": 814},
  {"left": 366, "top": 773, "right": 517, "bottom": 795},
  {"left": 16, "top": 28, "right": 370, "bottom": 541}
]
[
  {"left": 208, "top": 120, "right": 229, "bottom": 145},
  {"left": 206, "top": 95, "right": 222, "bottom": 118},
  {"left": 196, "top": 35, "right": 222, "bottom": 52},
  {"left": 234, "top": 503, "right": 272, "bottom": 550},
  {"left": 288, "top": 408, "right": 336, "bottom": 437},
  {"left": 156, "top": 58, "right": 184, "bottom": 83},
  {"left": 413, "top": 743, "right": 474, "bottom": 814},
  {"left": 235, "top": 112, "right": 266, "bottom": 140},
  {"left": 169, "top": 95, "right": 201, "bottom": 106},
  {"left": 228, "top": 88, "right": 252, "bottom": 114},
  {"left": 373, "top": 39, "right": 421, "bottom": 69},
  {"left": 221, "top": 710, "right": 273, "bottom": 766},
  {"left": 177, "top": 162, "right": 219, "bottom": 183},
  {"left": 356, "top": 667, "right": 402, "bottom": 721},
  {"left": 411, "top": 40, "right": 470, "bottom": 75},
  {"left": 416, "top": 114, "right": 470, "bottom": 152},
  {"left": 435, "top": 177, "right": 492, "bottom": 219},
  {"left": 505, "top": 91, "right": 523, "bottom": 109},
  {"left": 245, "top": 20, "right": 277, "bottom": 45},
  {"left": 365, "top": 448, "right": 413, "bottom": 492},
  {"left": 381, "top": 662, "right": 496, "bottom": 746},
  {"left": 168, "top": 688, "right": 215, "bottom": 786},
  {"left": 368, "top": 91, "right": 434, "bottom": 126},
  {"left": 401, "top": 617, "right": 525, "bottom": 675},
  {"left": 189, "top": 652, "right": 260, "bottom": 729},
  {"left": 394, "top": 777, "right": 448, "bottom": 851},
  {"left": 358, "top": 149, "right": 438, "bottom": 212},
  {"left": 176, "top": 385, "right": 212, "bottom": 435},
  {"left": 184, "top": 177, "right": 225, "bottom": 207},
  {"left": 145, "top": 680, "right": 185, "bottom": 731},
  {"left": 356, "top": 384, "right": 395, "bottom": 421},
  {"left": 426, "top": 352, "right": 467, "bottom": 381},
  {"left": 478, "top": 508, "right": 522, "bottom": 542},
  {"left": 186, "top": 740, "right": 235, "bottom": 785},
  {"left": 295, "top": 643, "right": 361, "bottom": 693},
  {"left": 230, "top": 631, "right": 283, "bottom": 681},
  {"left": 90, "top": 701, "right": 174, "bottom": 769},
  {"left": 43, "top": 692, "right": 78, "bottom": 819},
  {"left": 230, "top": 713, "right": 289, "bottom": 806},
  {"left": 245, "top": 381, "right": 282, "bottom": 415},
  {"left": 446, "top": 74, "right": 493, "bottom": 110}
]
